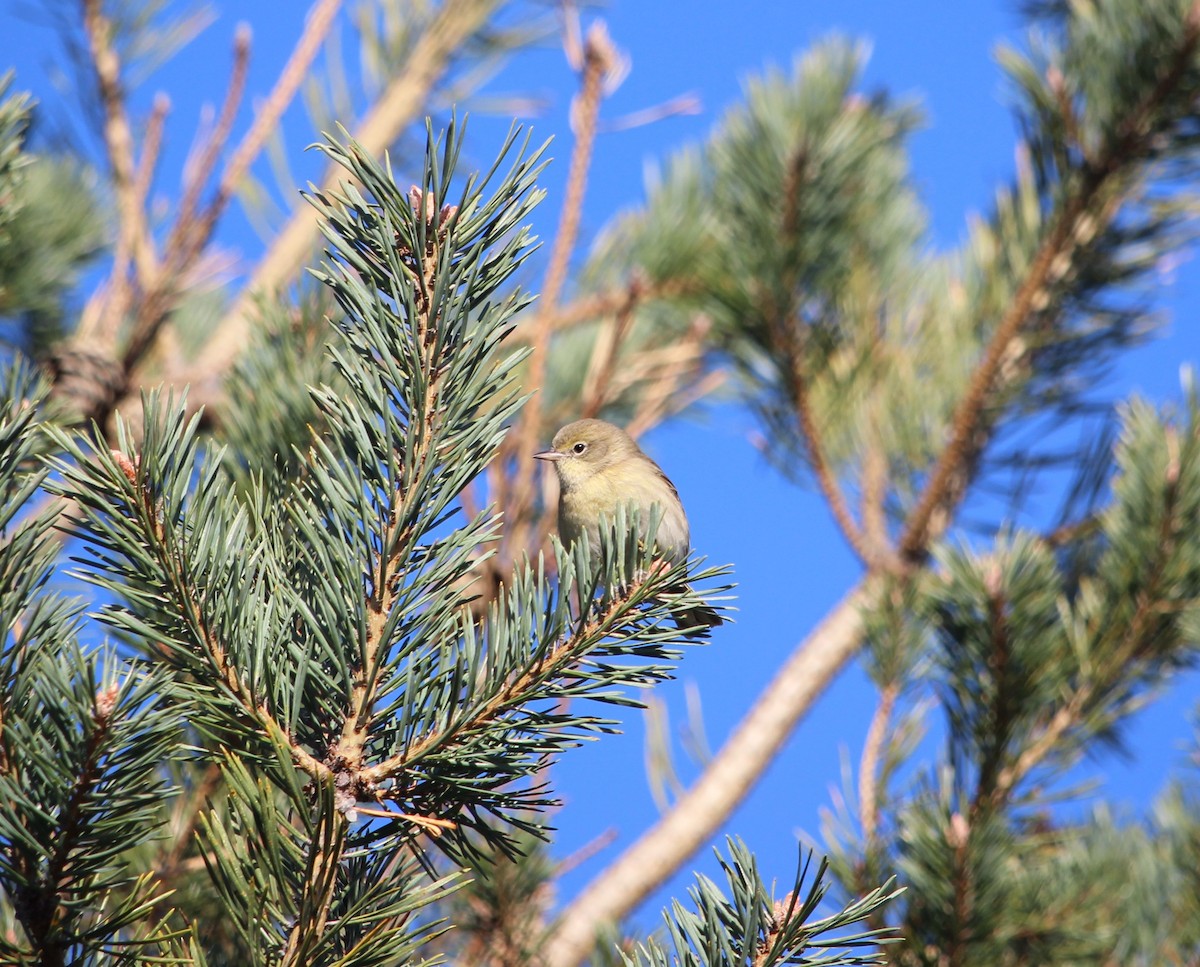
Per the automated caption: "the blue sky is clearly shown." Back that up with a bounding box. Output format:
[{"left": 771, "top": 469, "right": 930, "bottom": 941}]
[{"left": 5, "top": 0, "right": 1199, "bottom": 932}]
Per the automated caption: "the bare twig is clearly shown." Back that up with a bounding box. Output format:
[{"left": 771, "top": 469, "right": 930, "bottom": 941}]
[
  {"left": 508, "top": 20, "right": 621, "bottom": 544},
  {"left": 554, "top": 828, "right": 619, "bottom": 877},
  {"left": 858, "top": 683, "right": 898, "bottom": 845},
  {"left": 219, "top": 0, "right": 345, "bottom": 205},
  {"left": 579, "top": 300, "right": 635, "bottom": 418},
  {"left": 191, "top": 0, "right": 502, "bottom": 382},
  {"left": 62, "top": 1, "right": 345, "bottom": 429},
  {"left": 131, "top": 93, "right": 170, "bottom": 282},
  {"left": 78, "top": 0, "right": 155, "bottom": 348},
  {"left": 525, "top": 276, "right": 700, "bottom": 340},
  {"left": 168, "top": 25, "right": 252, "bottom": 272},
  {"left": 600, "top": 92, "right": 702, "bottom": 132},
  {"left": 624, "top": 355, "right": 723, "bottom": 439}
]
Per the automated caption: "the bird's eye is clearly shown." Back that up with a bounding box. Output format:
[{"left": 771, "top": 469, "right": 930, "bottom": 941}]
[{"left": 572, "top": 442, "right": 588, "bottom": 454}]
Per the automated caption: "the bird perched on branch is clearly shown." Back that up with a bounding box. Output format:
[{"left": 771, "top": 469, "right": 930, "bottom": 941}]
[{"left": 534, "top": 418, "right": 722, "bottom": 630}]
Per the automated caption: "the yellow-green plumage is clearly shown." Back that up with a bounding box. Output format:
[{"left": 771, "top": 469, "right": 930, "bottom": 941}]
[{"left": 534, "top": 418, "right": 720, "bottom": 629}]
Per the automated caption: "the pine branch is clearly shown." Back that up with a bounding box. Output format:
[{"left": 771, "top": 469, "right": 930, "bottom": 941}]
[
  {"left": 897, "top": 0, "right": 1200, "bottom": 562},
  {"left": 622, "top": 839, "right": 898, "bottom": 967},
  {"left": 358, "top": 560, "right": 696, "bottom": 790}
]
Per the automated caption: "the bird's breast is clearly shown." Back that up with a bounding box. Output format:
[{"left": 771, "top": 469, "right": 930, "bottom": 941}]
[{"left": 558, "top": 462, "right": 690, "bottom": 561}]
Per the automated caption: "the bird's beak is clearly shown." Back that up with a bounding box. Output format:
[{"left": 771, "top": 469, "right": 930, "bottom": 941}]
[{"left": 533, "top": 449, "right": 563, "bottom": 462}]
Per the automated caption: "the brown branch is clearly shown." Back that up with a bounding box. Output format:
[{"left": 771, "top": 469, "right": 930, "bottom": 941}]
[
  {"left": 541, "top": 580, "right": 877, "bottom": 967},
  {"left": 792, "top": 364, "right": 899, "bottom": 574},
  {"left": 508, "top": 21, "right": 620, "bottom": 546},
  {"left": 579, "top": 300, "right": 635, "bottom": 418},
  {"left": 858, "top": 683, "right": 897, "bottom": 845},
  {"left": 991, "top": 698, "right": 1082, "bottom": 803},
  {"left": 190, "top": 0, "right": 502, "bottom": 383},
  {"left": 78, "top": 0, "right": 154, "bottom": 349},
  {"left": 624, "top": 357, "right": 723, "bottom": 439},
  {"left": 131, "top": 93, "right": 170, "bottom": 285},
  {"left": 168, "top": 27, "right": 251, "bottom": 270},
  {"left": 158, "top": 0, "right": 344, "bottom": 293},
  {"left": 218, "top": 0, "right": 344, "bottom": 207},
  {"left": 526, "top": 276, "right": 700, "bottom": 340},
  {"left": 63, "top": 3, "right": 344, "bottom": 429},
  {"left": 780, "top": 145, "right": 898, "bottom": 574}
]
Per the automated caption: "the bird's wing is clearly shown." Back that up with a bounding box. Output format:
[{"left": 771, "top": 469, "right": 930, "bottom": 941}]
[
  {"left": 638, "top": 456, "right": 690, "bottom": 560},
  {"left": 653, "top": 462, "right": 682, "bottom": 506}
]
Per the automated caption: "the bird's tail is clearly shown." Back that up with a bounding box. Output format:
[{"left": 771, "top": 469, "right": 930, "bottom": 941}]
[{"left": 669, "top": 583, "right": 723, "bottom": 633}]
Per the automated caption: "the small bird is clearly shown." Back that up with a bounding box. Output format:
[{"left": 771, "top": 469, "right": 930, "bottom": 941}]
[{"left": 534, "top": 418, "right": 721, "bottom": 630}]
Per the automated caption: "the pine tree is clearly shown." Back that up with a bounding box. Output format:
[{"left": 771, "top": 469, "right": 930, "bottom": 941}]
[{"left": 2, "top": 1, "right": 1200, "bottom": 965}]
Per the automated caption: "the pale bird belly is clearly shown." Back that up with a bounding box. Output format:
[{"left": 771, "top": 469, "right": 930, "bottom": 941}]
[{"left": 560, "top": 485, "right": 689, "bottom": 561}]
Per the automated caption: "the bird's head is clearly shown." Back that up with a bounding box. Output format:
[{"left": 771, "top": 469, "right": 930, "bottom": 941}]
[{"left": 534, "top": 419, "right": 639, "bottom": 491}]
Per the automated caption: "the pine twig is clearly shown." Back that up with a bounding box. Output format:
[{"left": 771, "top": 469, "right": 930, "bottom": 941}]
[
  {"left": 858, "top": 683, "right": 897, "bottom": 845},
  {"left": 792, "top": 361, "right": 898, "bottom": 574},
  {"left": 12, "top": 687, "right": 118, "bottom": 967},
  {"left": 945, "top": 811, "right": 974, "bottom": 967},
  {"left": 359, "top": 574, "right": 661, "bottom": 789},
  {"left": 992, "top": 444, "right": 1184, "bottom": 803},
  {"left": 281, "top": 806, "right": 346, "bottom": 967},
  {"left": 970, "top": 561, "right": 1016, "bottom": 816},
  {"left": 778, "top": 146, "right": 900, "bottom": 575}
]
